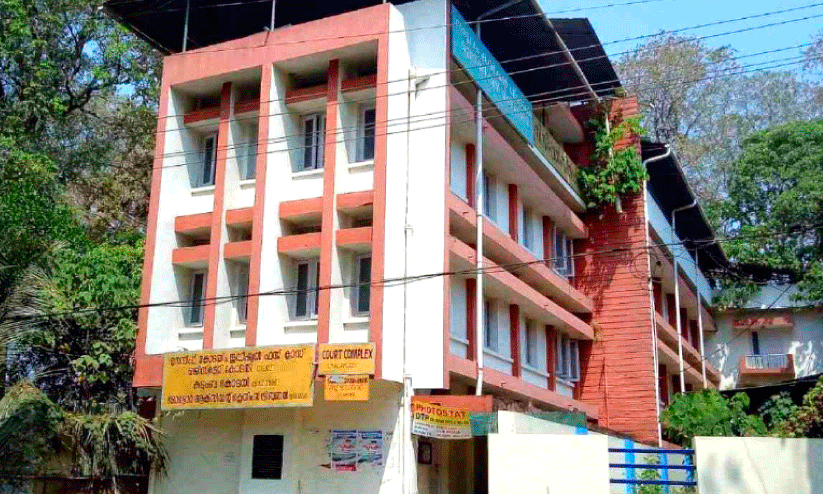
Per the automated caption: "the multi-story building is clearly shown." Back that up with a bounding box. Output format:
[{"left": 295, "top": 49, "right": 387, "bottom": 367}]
[
  {"left": 708, "top": 284, "right": 823, "bottom": 390},
  {"left": 105, "top": 0, "right": 724, "bottom": 491}
]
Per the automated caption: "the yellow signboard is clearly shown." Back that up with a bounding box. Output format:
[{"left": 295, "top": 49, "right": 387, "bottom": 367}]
[
  {"left": 411, "top": 401, "right": 471, "bottom": 439},
  {"left": 318, "top": 343, "right": 375, "bottom": 375},
  {"left": 162, "top": 345, "right": 315, "bottom": 410},
  {"left": 324, "top": 375, "right": 370, "bottom": 401}
]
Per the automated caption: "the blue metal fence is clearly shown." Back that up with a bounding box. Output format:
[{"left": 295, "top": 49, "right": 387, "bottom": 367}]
[{"left": 608, "top": 447, "right": 696, "bottom": 488}]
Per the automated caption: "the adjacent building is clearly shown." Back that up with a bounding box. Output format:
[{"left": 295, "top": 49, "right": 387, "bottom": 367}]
[
  {"left": 104, "top": 0, "right": 726, "bottom": 491},
  {"left": 708, "top": 285, "right": 823, "bottom": 390}
]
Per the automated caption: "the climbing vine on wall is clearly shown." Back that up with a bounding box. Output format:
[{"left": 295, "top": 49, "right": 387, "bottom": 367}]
[{"left": 578, "top": 107, "right": 647, "bottom": 210}]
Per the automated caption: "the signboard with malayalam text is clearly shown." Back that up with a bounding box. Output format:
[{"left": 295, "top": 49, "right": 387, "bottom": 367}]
[
  {"left": 451, "top": 6, "right": 534, "bottom": 144},
  {"left": 161, "top": 345, "right": 315, "bottom": 410},
  {"left": 318, "top": 343, "right": 376, "bottom": 375}
]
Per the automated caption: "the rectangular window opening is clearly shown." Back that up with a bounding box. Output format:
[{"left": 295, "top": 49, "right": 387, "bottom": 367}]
[
  {"left": 354, "top": 255, "right": 372, "bottom": 315},
  {"left": 359, "top": 106, "right": 376, "bottom": 162},
  {"left": 199, "top": 134, "right": 217, "bottom": 187},
  {"left": 188, "top": 271, "right": 206, "bottom": 326},
  {"left": 484, "top": 300, "right": 498, "bottom": 352},
  {"left": 236, "top": 264, "right": 250, "bottom": 324},
  {"left": 252, "top": 434, "right": 284, "bottom": 480},
  {"left": 294, "top": 259, "right": 319, "bottom": 320},
  {"left": 301, "top": 113, "right": 325, "bottom": 170}
]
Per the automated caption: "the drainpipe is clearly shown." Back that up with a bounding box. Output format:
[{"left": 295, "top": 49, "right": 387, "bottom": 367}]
[
  {"left": 642, "top": 145, "right": 671, "bottom": 447},
  {"left": 182, "top": 0, "right": 191, "bottom": 51},
  {"left": 672, "top": 200, "right": 697, "bottom": 394},
  {"left": 471, "top": 0, "right": 528, "bottom": 397},
  {"left": 696, "top": 250, "right": 707, "bottom": 388}
]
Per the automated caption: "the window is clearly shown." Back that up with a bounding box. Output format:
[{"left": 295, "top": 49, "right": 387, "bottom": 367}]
[
  {"left": 555, "top": 334, "right": 580, "bottom": 382},
  {"left": 522, "top": 207, "right": 533, "bottom": 251},
  {"left": 198, "top": 133, "right": 217, "bottom": 187},
  {"left": 251, "top": 435, "right": 284, "bottom": 480},
  {"left": 482, "top": 171, "right": 496, "bottom": 220},
  {"left": 301, "top": 113, "right": 325, "bottom": 170},
  {"left": 188, "top": 271, "right": 206, "bottom": 326},
  {"left": 241, "top": 124, "right": 258, "bottom": 180},
  {"left": 235, "top": 264, "right": 250, "bottom": 325},
  {"left": 524, "top": 320, "right": 539, "bottom": 368},
  {"left": 553, "top": 229, "right": 574, "bottom": 278},
  {"left": 751, "top": 331, "right": 761, "bottom": 355},
  {"left": 294, "top": 259, "right": 319, "bottom": 319},
  {"left": 483, "top": 300, "right": 498, "bottom": 351},
  {"left": 358, "top": 106, "right": 376, "bottom": 161},
  {"left": 353, "top": 255, "right": 372, "bottom": 315}
]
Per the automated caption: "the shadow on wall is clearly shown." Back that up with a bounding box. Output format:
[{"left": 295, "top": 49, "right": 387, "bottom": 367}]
[
  {"left": 794, "top": 338, "right": 823, "bottom": 378},
  {"left": 695, "top": 436, "right": 823, "bottom": 494}
]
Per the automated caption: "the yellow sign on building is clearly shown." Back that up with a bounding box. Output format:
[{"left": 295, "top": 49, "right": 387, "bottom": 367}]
[
  {"left": 161, "top": 345, "right": 315, "bottom": 410},
  {"left": 324, "top": 375, "right": 370, "bottom": 401},
  {"left": 411, "top": 401, "right": 472, "bottom": 439},
  {"left": 318, "top": 343, "right": 375, "bottom": 375}
]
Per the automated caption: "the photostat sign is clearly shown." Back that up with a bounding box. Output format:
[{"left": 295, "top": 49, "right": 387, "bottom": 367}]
[
  {"left": 161, "top": 345, "right": 315, "bottom": 410},
  {"left": 318, "top": 343, "right": 375, "bottom": 375},
  {"left": 411, "top": 401, "right": 472, "bottom": 439},
  {"left": 325, "top": 375, "right": 370, "bottom": 402}
]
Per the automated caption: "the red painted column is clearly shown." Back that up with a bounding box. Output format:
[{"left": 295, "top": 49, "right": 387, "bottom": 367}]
[
  {"left": 652, "top": 280, "right": 663, "bottom": 314},
  {"left": 546, "top": 325, "right": 556, "bottom": 390},
  {"left": 465, "top": 143, "right": 476, "bottom": 208},
  {"left": 317, "top": 59, "right": 341, "bottom": 346},
  {"left": 508, "top": 184, "right": 518, "bottom": 241},
  {"left": 666, "top": 293, "right": 677, "bottom": 327},
  {"left": 510, "top": 304, "right": 521, "bottom": 377},
  {"left": 466, "top": 278, "right": 476, "bottom": 361},
  {"left": 542, "top": 216, "right": 553, "bottom": 265},
  {"left": 245, "top": 65, "right": 272, "bottom": 347},
  {"left": 202, "top": 81, "right": 233, "bottom": 349},
  {"left": 680, "top": 308, "right": 689, "bottom": 341},
  {"left": 369, "top": 32, "right": 390, "bottom": 379}
]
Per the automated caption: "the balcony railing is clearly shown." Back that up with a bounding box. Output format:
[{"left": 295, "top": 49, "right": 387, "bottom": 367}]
[
  {"left": 533, "top": 116, "right": 579, "bottom": 195},
  {"left": 739, "top": 353, "right": 794, "bottom": 378}
]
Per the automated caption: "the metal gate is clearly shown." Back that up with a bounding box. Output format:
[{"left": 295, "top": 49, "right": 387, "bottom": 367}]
[{"left": 608, "top": 447, "right": 696, "bottom": 489}]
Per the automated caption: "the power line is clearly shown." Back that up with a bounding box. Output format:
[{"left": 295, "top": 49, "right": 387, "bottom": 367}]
[{"left": 4, "top": 221, "right": 820, "bottom": 324}]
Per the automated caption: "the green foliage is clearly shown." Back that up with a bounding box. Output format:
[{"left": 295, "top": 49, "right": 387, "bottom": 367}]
[
  {"left": 0, "top": 382, "right": 166, "bottom": 483},
  {"left": 661, "top": 389, "right": 767, "bottom": 447},
  {"left": 633, "top": 455, "right": 663, "bottom": 494},
  {"left": 578, "top": 111, "right": 648, "bottom": 210},
  {"left": 783, "top": 377, "right": 823, "bottom": 438},
  {"left": 715, "top": 119, "right": 823, "bottom": 303},
  {"left": 758, "top": 392, "right": 797, "bottom": 430},
  {"left": 3, "top": 240, "right": 142, "bottom": 411}
]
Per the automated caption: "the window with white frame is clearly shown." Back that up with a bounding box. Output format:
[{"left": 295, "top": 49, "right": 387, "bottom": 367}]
[
  {"left": 483, "top": 300, "right": 498, "bottom": 352},
  {"left": 241, "top": 123, "right": 258, "bottom": 180},
  {"left": 234, "top": 263, "right": 249, "bottom": 325},
  {"left": 301, "top": 113, "right": 325, "bottom": 170},
  {"left": 553, "top": 228, "right": 575, "bottom": 278},
  {"left": 524, "top": 320, "right": 539, "bottom": 368},
  {"left": 483, "top": 171, "right": 497, "bottom": 221},
  {"left": 522, "top": 207, "right": 534, "bottom": 252},
  {"left": 294, "top": 259, "right": 319, "bottom": 319},
  {"left": 555, "top": 334, "right": 580, "bottom": 382},
  {"left": 198, "top": 133, "right": 217, "bottom": 187},
  {"left": 187, "top": 271, "right": 206, "bottom": 326},
  {"left": 358, "top": 106, "right": 376, "bottom": 162},
  {"left": 353, "top": 255, "right": 372, "bottom": 315}
]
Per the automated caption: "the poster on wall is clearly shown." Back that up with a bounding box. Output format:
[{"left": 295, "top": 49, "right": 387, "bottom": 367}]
[
  {"left": 357, "top": 430, "right": 384, "bottom": 467},
  {"left": 330, "top": 430, "right": 359, "bottom": 472},
  {"left": 411, "top": 401, "right": 471, "bottom": 439},
  {"left": 161, "top": 345, "right": 315, "bottom": 410},
  {"left": 324, "top": 375, "right": 370, "bottom": 401}
]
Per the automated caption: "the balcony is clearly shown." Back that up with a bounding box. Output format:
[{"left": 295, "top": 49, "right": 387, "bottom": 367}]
[
  {"left": 740, "top": 354, "right": 795, "bottom": 381},
  {"left": 646, "top": 191, "right": 712, "bottom": 304}
]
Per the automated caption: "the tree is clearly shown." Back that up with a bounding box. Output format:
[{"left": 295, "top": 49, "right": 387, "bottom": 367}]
[
  {"left": 2, "top": 240, "right": 142, "bottom": 411},
  {"left": 783, "top": 377, "right": 823, "bottom": 438},
  {"left": 715, "top": 120, "right": 823, "bottom": 302},
  {"left": 661, "top": 389, "right": 766, "bottom": 447},
  {"left": 617, "top": 35, "right": 823, "bottom": 203}
]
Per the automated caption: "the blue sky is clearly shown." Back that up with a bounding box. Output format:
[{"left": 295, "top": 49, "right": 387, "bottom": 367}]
[{"left": 538, "top": 0, "right": 823, "bottom": 72}]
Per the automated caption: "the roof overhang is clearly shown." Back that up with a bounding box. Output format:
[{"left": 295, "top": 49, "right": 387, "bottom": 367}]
[
  {"left": 104, "top": 0, "right": 620, "bottom": 104},
  {"left": 642, "top": 140, "right": 728, "bottom": 274}
]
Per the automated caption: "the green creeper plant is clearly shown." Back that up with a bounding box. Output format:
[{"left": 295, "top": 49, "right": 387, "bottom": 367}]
[
  {"left": 661, "top": 389, "right": 767, "bottom": 447},
  {"left": 783, "top": 377, "right": 823, "bottom": 438},
  {"left": 578, "top": 110, "right": 648, "bottom": 210}
]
